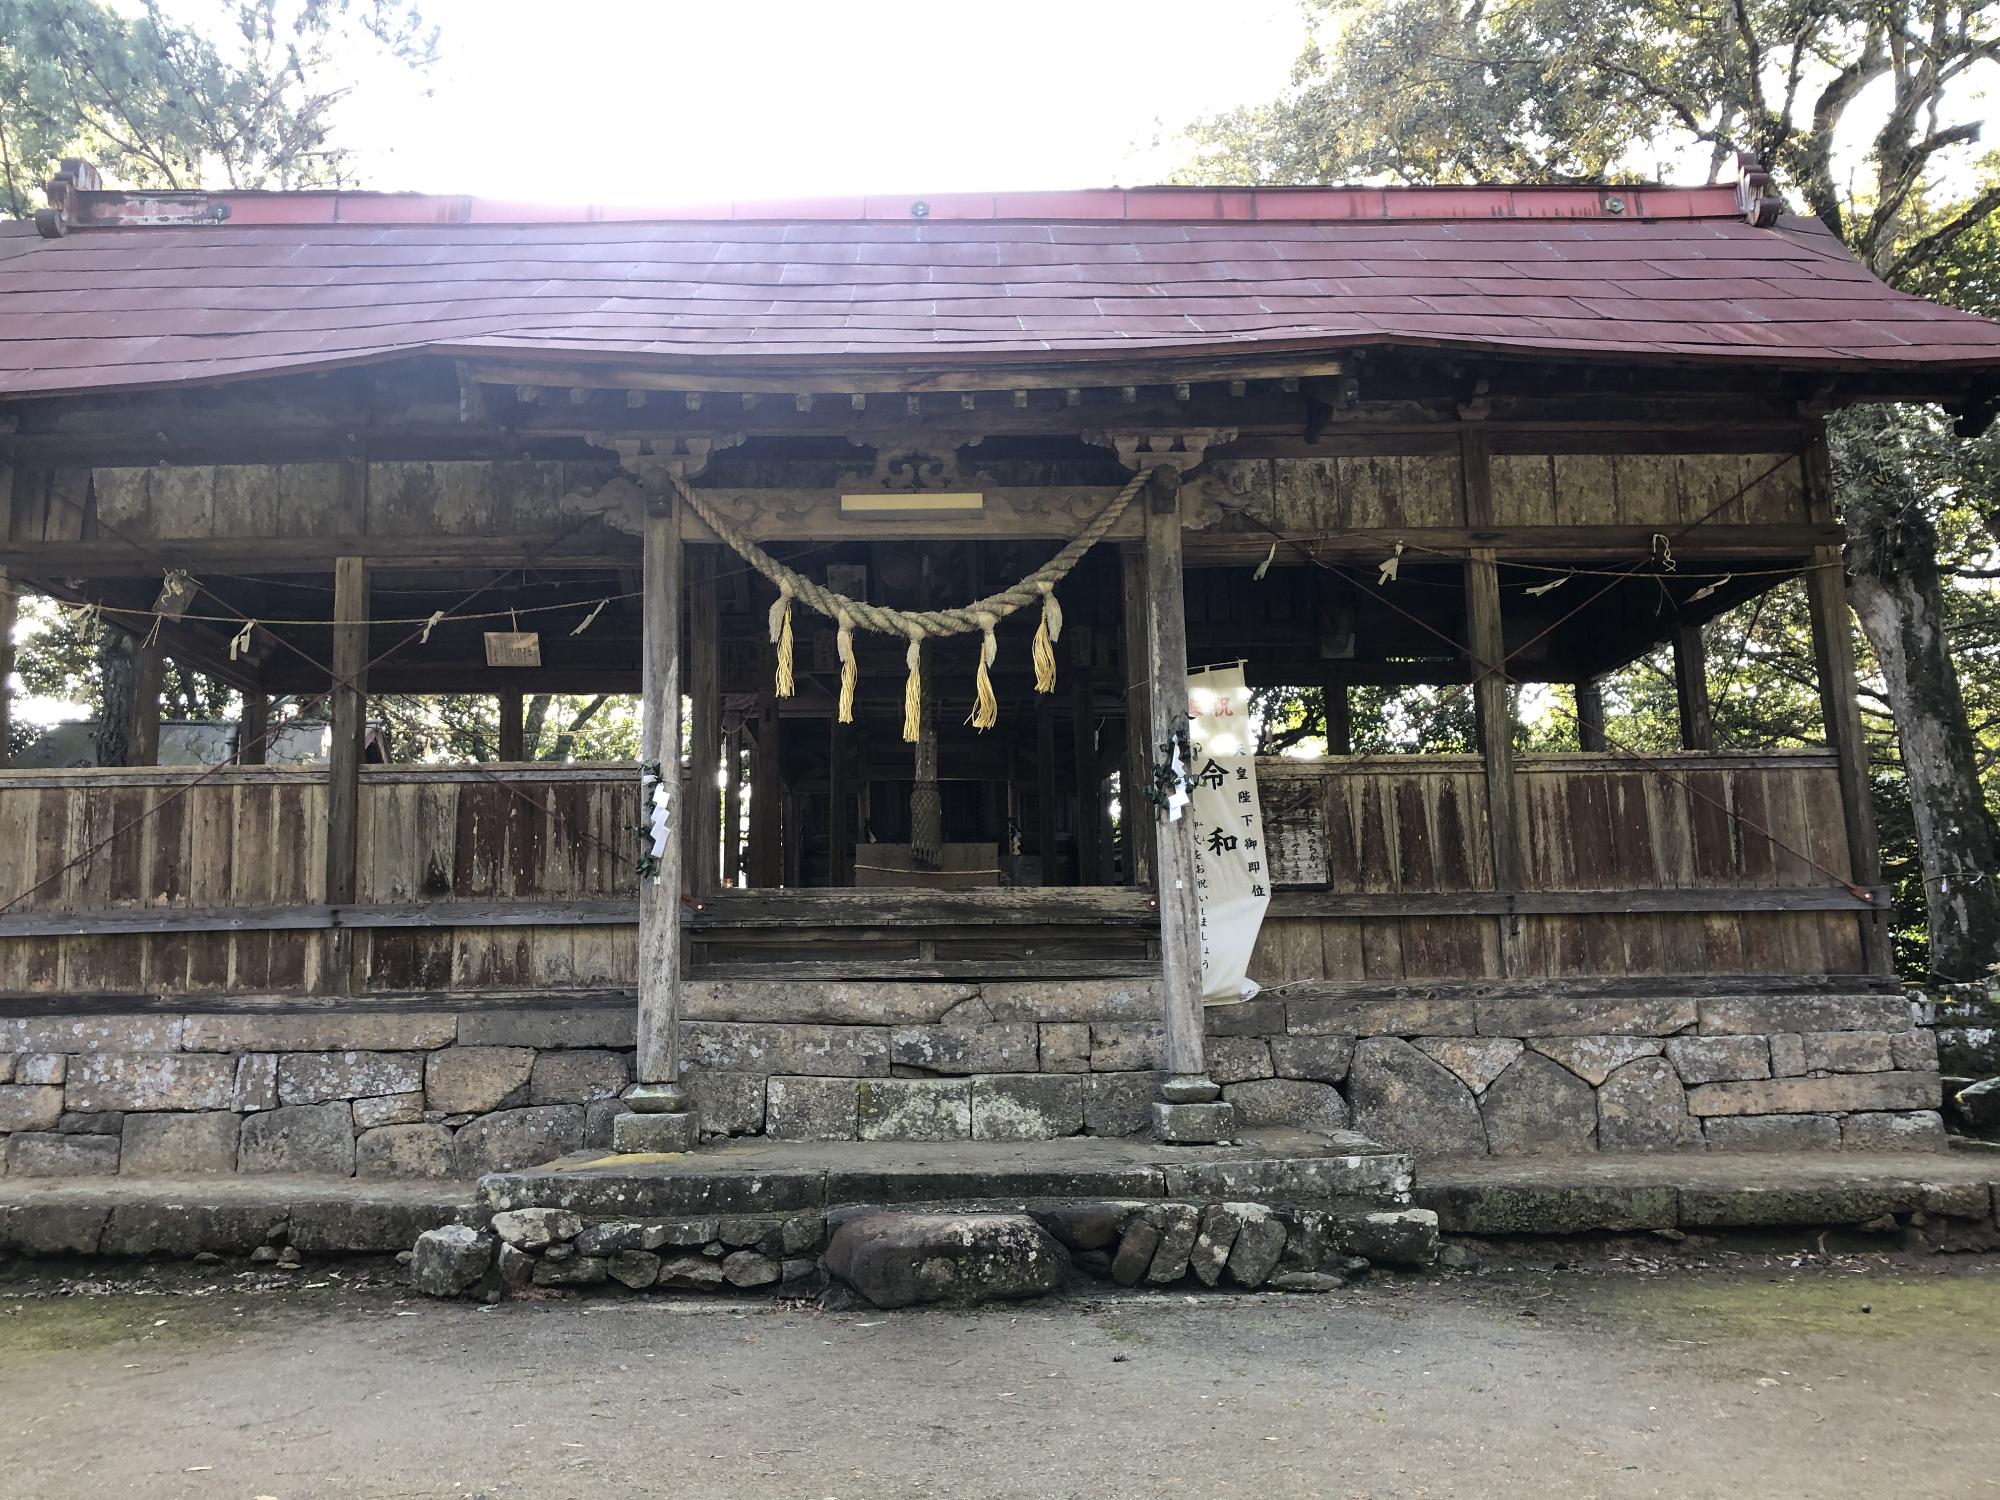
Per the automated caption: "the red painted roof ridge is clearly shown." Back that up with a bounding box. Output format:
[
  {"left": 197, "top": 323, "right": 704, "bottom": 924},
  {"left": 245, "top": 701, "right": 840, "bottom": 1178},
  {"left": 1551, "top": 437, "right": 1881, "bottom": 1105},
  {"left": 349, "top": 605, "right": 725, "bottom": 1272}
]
[{"left": 70, "top": 182, "right": 1745, "bottom": 231}]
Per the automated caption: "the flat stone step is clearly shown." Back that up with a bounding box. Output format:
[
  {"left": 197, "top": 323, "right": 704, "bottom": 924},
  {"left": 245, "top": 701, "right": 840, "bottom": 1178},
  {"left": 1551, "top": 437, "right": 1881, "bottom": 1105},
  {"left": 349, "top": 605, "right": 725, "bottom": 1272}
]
[
  {"left": 477, "top": 1127, "right": 1414, "bottom": 1218},
  {"left": 823, "top": 1209, "right": 1068, "bottom": 1307},
  {"left": 1414, "top": 1148, "right": 2000, "bottom": 1238}
]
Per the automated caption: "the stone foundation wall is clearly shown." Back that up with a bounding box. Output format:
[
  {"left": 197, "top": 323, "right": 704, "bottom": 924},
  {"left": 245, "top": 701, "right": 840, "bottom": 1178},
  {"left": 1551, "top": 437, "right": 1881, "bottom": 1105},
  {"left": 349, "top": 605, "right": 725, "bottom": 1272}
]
[{"left": 0, "top": 979, "right": 1947, "bottom": 1177}]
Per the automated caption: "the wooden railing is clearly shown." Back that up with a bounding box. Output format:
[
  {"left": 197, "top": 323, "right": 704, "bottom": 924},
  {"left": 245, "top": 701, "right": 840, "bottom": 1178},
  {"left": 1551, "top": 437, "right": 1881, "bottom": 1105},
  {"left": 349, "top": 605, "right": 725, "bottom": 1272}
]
[{"left": 0, "top": 749, "right": 1872, "bottom": 994}]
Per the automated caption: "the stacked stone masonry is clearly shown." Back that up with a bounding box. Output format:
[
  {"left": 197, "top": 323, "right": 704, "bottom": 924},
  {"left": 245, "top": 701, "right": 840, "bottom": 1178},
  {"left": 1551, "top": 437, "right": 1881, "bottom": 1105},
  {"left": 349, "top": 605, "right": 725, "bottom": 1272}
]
[
  {"left": 410, "top": 1199, "right": 1444, "bottom": 1303},
  {"left": 0, "top": 980, "right": 1945, "bottom": 1177}
]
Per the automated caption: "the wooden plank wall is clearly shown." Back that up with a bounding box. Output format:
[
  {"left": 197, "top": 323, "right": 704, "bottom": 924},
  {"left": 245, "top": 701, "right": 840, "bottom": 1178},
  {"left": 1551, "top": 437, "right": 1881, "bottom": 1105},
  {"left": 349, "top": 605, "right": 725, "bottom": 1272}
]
[
  {"left": 1485, "top": 452, "right": 1808, "bottom": 527},
  {"left": 1252, "top": 751, "right": 1864, "bottom": 984},
  {"left": 0, "top": 767, "right": 325, "bottom": 992}
]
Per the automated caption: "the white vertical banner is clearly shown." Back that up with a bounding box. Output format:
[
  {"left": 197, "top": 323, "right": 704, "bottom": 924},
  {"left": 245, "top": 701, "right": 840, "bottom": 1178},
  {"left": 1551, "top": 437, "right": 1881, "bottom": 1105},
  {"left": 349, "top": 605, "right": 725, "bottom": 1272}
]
[{"left": 1185, "top": 664, "right": 1270, "bottom": 1004}]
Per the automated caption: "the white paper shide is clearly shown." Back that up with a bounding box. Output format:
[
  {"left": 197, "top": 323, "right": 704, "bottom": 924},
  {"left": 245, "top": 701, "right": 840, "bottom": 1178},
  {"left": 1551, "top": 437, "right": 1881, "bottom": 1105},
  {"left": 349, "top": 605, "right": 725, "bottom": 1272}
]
[{"left": 1185, "top": 664, "right": 1271, "bottom": 1004}]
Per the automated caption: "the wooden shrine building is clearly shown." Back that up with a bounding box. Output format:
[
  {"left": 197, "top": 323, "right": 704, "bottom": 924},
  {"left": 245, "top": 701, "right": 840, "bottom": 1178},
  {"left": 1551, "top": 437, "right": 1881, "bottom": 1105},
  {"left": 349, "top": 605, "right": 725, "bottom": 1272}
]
[{"left": 0, "top": 160, "right": 1992, "bottom": 1168}]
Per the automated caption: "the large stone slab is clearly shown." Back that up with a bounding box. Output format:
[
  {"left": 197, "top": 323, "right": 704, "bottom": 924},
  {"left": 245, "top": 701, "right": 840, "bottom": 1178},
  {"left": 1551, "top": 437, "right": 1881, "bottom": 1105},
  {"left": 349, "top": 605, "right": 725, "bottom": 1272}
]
[
  {"left": 412, "top": 1224, "right": 494, "bottom": 1297},
  {"left": 120, "top": 1111, "right": 241, "bottom": 1174},
  {"left": 765, "top": 1077, "right": 860, "bottom": 1140},
  {"left": 1414, "top": 1038, "right": 1521, "bottom": 1094},
  {"left": 1480, "top": 1052, "right": 1598, "bottom": 1155},
  {"left": 277, "top": 1051, "right": 426, "bottom": 1105},
  {"left": 1685, "top": 1072, "right": 1942, "bottom": 1117},
  {"left": 684, "top": 980, "right": 975, "bottom": 1025},
  {"left": 0, "top": 1203, "right": 108, "bottom": 1255},
  {"left": 181, "top": 1012, "right": 457, "bottom": 1053},
  {"left": 1037, "top": 1023, "right": 1090, "bottom": 1074},
  {"left": 1697, "top": 994, "right": 1909, "bottom": 1036},
  {"left": 1086, "top": 1023, "right": 1165, "bottom": 1072},
  {"left": 457, "top": 1004, "right": 635, "bottom": 1050},
  {"left": 981, "top": 979, "right": 1160, "bottom": 1023},
  {"left": 1415, "top": 1179, "right": 1679, "bottom": 1234},
  {"left": 681, "top": 1022, "right": 890, "bottom": 1078},
  {"left": 1268, "top": 1034, "right": 1354, "bottom": 1083},
  {"left": 357, "top": 1123, "right": 456, "bottom": 1178},
  {"left": 99, "top": 1202, "right": 287, "bottom": 1257},
  {"left": 1662, "top": 1036, "right": 1770, "bottom": 1085},
  {"left": 1206, "top": 1037, "right": 1274, "bottom": 1085},
  {"left": 528, "top": 1049, "right": 631, "bottom": 1104},
  {"left": 0, "top": 1014, "right": 183, "bottom": 1054},
  {"left": 683, "top": 1071, "right": 768, "bottom": 1136},
  {"left": 1841, "top": 1110, "right": 1948, "bottom": 1151},
  {"left": 0, "top": 1085, "right": 64, "bottom": 1132},
  {"left": 971, "top": 1074, "right": 1084, "bottom": 1141},
  {"left": 6, "top": 1132, "right": 120, "bottom": 1176},
  {"left": 1703, "top": 1115, "right": 1842, "bottom": 1150},
  {"left": 857, "top": 1079, "right": 971, "bottom": 1141},
  {"left": 1800, "top": 1031, "right": 1895, "bottom": 1073},
  {"left": 1286, "top": 996, "right": 1476, "bottom": 1037},
  {"left": 64, "top": 1054, "right": 236, "bottom": 1113},
  {"left": 1529, "top": 1036, "right": 1663, "bottom": 1087},
  {"left": 1476, "top": 996, "right": 1697, "bottom": 1038},
  {"left": 1222, "top": 1078, "right": 1350, "bottom": 1134},
  {"left": 1596, "top": 1058, "right": 1701, "bottom": 1152},
  {"left": 1348, "top": 1037, "right": 1487, "bottom": 1156},
  {"left": 888, "top": 1023, "right": 1038, "bottom": 1075},
  {"left": 823, "top": 1210, "right": 1068, "bottom": 1308},
  {"left": 424, "top": 1047, "right": 535, "bottom": 1114},
  {"left": 1082, "top": 1073, "right": 1156, "bottom": 1136},
  {"left": 451, "top": 1105, "right": 584, "bottom": 1175},
  {"left": 238, "top": 1103, "right": 356, "bottom": 1175}
]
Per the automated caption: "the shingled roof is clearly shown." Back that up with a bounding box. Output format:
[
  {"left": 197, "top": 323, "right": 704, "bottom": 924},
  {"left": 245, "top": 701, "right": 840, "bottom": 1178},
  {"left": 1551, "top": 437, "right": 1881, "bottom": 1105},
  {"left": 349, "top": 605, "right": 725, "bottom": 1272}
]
[{"left": 5, "top": 175, "right": 2000, "bottom": 399}]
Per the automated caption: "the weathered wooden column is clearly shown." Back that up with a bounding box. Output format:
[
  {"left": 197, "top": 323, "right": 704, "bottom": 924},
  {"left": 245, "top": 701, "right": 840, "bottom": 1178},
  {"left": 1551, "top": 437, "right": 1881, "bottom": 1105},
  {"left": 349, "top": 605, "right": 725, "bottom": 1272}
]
[
  {"left": 687, "top": 545, "right": 721, "bottom": 897},
  {"left": 1071, "top": 673, "right": 1102, "bottom": 884},
  {"left": 1138, "top": 462, "right": 1232, "bottom": 1143},
  {"left": 324, "top": 556, "right": 368, "bottom": 993},
  {"left": 0, "top": 568, "right": 17, "bottom": 768},
  {"left": 721, "top": 718, "right": 744, "bottom": 887},
  {"left": 1805, "top": 540, "right": 1892, "bottom": 975},
  {"left": 617, "top": 471, "right": 698, "bottom": 1150},
  {"left": 1119, "top": 543, "right": 1156, "bottom": 888},
  {"left": 749, "top": 697, "right": 783, "bottom": 886},
  {"left": 1672, "top": 622, "right": 1715, "bottom": 751},
  {"left": 129, "top": 641, "right": 164, "bottom": 767},
  {"left": 1323, "top": 674, "right": 1353, "bottom": 755},
  {"left": 1466, "top": 547, "right": 1524, "bottom": 976}
]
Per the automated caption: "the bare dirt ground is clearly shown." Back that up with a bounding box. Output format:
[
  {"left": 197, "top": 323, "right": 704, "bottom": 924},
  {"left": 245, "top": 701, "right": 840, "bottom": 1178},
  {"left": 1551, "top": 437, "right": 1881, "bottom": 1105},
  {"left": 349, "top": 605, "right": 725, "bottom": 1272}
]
[{"left": 0, "top": 1239, "right": 1994, "bottom": 1500}]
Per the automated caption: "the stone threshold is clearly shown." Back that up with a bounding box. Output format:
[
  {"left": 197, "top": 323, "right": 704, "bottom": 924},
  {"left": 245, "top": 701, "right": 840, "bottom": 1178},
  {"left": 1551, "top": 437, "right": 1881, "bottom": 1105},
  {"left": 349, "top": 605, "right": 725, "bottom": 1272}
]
[
  {"left": 478, "top": 1127, "right": 1414, "bottom": 1216},
  {"left": 1415, "top": 1147, "right": 2000, "bottom": 1238}
]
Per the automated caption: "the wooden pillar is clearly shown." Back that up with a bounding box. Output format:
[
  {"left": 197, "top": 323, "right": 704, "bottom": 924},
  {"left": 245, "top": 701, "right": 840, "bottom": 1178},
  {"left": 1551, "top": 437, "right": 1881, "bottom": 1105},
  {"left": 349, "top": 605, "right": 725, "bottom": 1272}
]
[
  {"left": 722, "top": 720, "right": 744, "bottom": 887},
  {"left": 1120, "top": 543, "right": 1156, "bottom": 888},
  {"left": 1140, "top": 465, "right": 1226, "bottom": 1141},
  {"left": 0, "top": 569, "right": 16, "bottom": 768},
  {"left": 621, "top": 483, "right": 695, "bottom": 1140},
  {"left": 749, "top": 696, "right": 783, "bottom": 887},
  {"left": 1324, "top": 676, "right": 1353, "bottom": 755},
  {"left": 237, "top": 687, "right": 269, "bottom": 765},
  {"left": 324, "top": 556, "right": 368, "bottom": 993},
  {"left": 687, "top": 545, "right": 721, "bottom": 897},
  {"left": 1072, "top": 673, "right": 1102, "bottom": 884},
  {"left": 1575, "top": 678, "right": 1607, "bottom": 752},
  {"left": 496, "top": 687, "right": 525, "bottom": 761},
  {"left": 828, "top": 715, "right": 853, "bottom": 887},
  {"left": 1467, "top": 548, "right": 1524, "bottom": 975},
  {"left": 1805, "top": 539, "right": 1892, "bottom": 975},
  {"left": 1036, "top": 695, "right": 1057, "bottom": 884},
  {"left": 1672, "top": 622, "right": 1715, "bottom": 751},
  {"left": 910, "top": 643, "right": 942, "bottom": 868}
]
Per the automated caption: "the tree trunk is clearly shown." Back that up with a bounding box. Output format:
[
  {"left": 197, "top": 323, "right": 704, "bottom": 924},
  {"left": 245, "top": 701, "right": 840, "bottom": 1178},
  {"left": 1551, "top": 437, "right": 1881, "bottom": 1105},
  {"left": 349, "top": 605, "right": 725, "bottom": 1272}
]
[
  {"left": 94, "top": 627, "right": 136, "bottom": 768},
  {"left": 1837, "top": 419, "right": 2000, "bottom": 981}
]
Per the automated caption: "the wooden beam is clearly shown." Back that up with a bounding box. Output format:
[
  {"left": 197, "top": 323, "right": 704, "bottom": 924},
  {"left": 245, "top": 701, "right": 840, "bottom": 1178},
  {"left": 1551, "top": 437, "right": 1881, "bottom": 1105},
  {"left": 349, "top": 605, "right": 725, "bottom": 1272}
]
[
  {"left": 496, "top": 687, "right": 525, "bottom": 762},
  {"left": 1804, "top": 531, "right": 1892, "bottom": 975},
  {"left": 1673, "top": 622, "right": 1715, "bottom": 751},
  {"left": 1466, "top": 546, "right": 1524, "bottom": 975},
  {"left": 324, "top": 555, "right": 368, "bottom": 993},
  {"left": 686, "top": 545, "right": 721, "bottom": 897},
  {"left": 1141, "top": 467, "right": 1209, "bottom": 1092},
  {"left": 635, "top": 486, "right": 685, "bottom": 1092},
  {"left": 1575, "top": 678, "right": 1607, "bottom": 752}
]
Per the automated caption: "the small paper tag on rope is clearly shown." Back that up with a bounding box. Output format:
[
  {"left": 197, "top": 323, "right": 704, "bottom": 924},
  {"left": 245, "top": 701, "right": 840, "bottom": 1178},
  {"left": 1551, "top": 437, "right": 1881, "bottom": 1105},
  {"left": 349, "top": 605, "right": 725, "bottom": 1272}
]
[
  {"left": 572, "top": 598, "right": 608, "bottom": 636},
  {"left": 1524, "top": 575, "right": 1567, "bottom": 597},
  {"left": 228, "top": 620, "right": 256, "bottom": 661},
  {"left": 1652, "top": 533, "right": 1677, "bottom": 572},
  {"left": 1252, "top": 541, "right": 1278, "bottom": 582},
  {"left": 1688, "top": 574, "right": 1732, "bottom": 603},
  {"left": 420, "top": 610, "right": 445, "bottom": 644},
  {"left": 1377, "top": 540, "right": 1405, "bottom": 586}
]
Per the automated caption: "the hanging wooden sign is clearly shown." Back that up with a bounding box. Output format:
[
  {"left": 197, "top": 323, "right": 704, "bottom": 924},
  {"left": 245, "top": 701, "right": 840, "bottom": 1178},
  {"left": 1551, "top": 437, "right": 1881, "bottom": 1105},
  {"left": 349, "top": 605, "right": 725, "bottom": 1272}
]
[{"left": 484, "top": 631, "right": 542, "bottom": 667}]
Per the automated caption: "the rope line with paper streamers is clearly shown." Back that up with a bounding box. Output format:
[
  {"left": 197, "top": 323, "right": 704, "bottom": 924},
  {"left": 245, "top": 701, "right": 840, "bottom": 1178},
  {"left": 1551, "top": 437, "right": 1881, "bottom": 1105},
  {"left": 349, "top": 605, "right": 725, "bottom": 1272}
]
[{"left": 669, "top": 469, "right": 1146, "bottom": 739}]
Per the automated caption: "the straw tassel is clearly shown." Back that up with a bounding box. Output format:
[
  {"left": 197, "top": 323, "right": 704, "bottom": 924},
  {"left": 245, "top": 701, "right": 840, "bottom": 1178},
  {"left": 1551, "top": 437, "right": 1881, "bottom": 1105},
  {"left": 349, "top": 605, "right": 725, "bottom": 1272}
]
[
  {"left": 767, "top": 584, "right": 796, "bottom": 698},
  {"left": 1031, "top": 583, "right": 1063, "bottom": 694},
  {"left": 969, "top": 612, "right": 999, "bottom": 731},
  {"left": 835, "top": 610, "right": 857, "bottom": 724},
  {"left": 902, "top": 633, "right": 924, "bottom": 744}
]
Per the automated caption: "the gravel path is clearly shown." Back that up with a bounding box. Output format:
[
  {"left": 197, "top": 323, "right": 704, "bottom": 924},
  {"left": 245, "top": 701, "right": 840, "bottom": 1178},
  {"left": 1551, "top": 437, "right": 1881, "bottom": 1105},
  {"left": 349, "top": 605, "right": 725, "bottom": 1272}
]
[{"left": 0, "top": 1246, "right": 1994, "bottom": 1499}]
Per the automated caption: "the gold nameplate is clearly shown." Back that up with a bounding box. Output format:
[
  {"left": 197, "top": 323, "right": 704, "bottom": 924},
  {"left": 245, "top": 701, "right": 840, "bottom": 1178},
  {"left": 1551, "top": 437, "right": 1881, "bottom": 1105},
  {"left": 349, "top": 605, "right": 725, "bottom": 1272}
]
[{"left": 839, "top": 492, "right": 985, "bottom": 514}]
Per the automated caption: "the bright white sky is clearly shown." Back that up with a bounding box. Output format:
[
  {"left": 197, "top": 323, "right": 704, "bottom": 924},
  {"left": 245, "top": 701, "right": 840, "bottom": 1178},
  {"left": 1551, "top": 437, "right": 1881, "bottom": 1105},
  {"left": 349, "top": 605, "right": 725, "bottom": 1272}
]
[{"left": 335, "top": 0, "right": 1307, "bottom": 202}]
